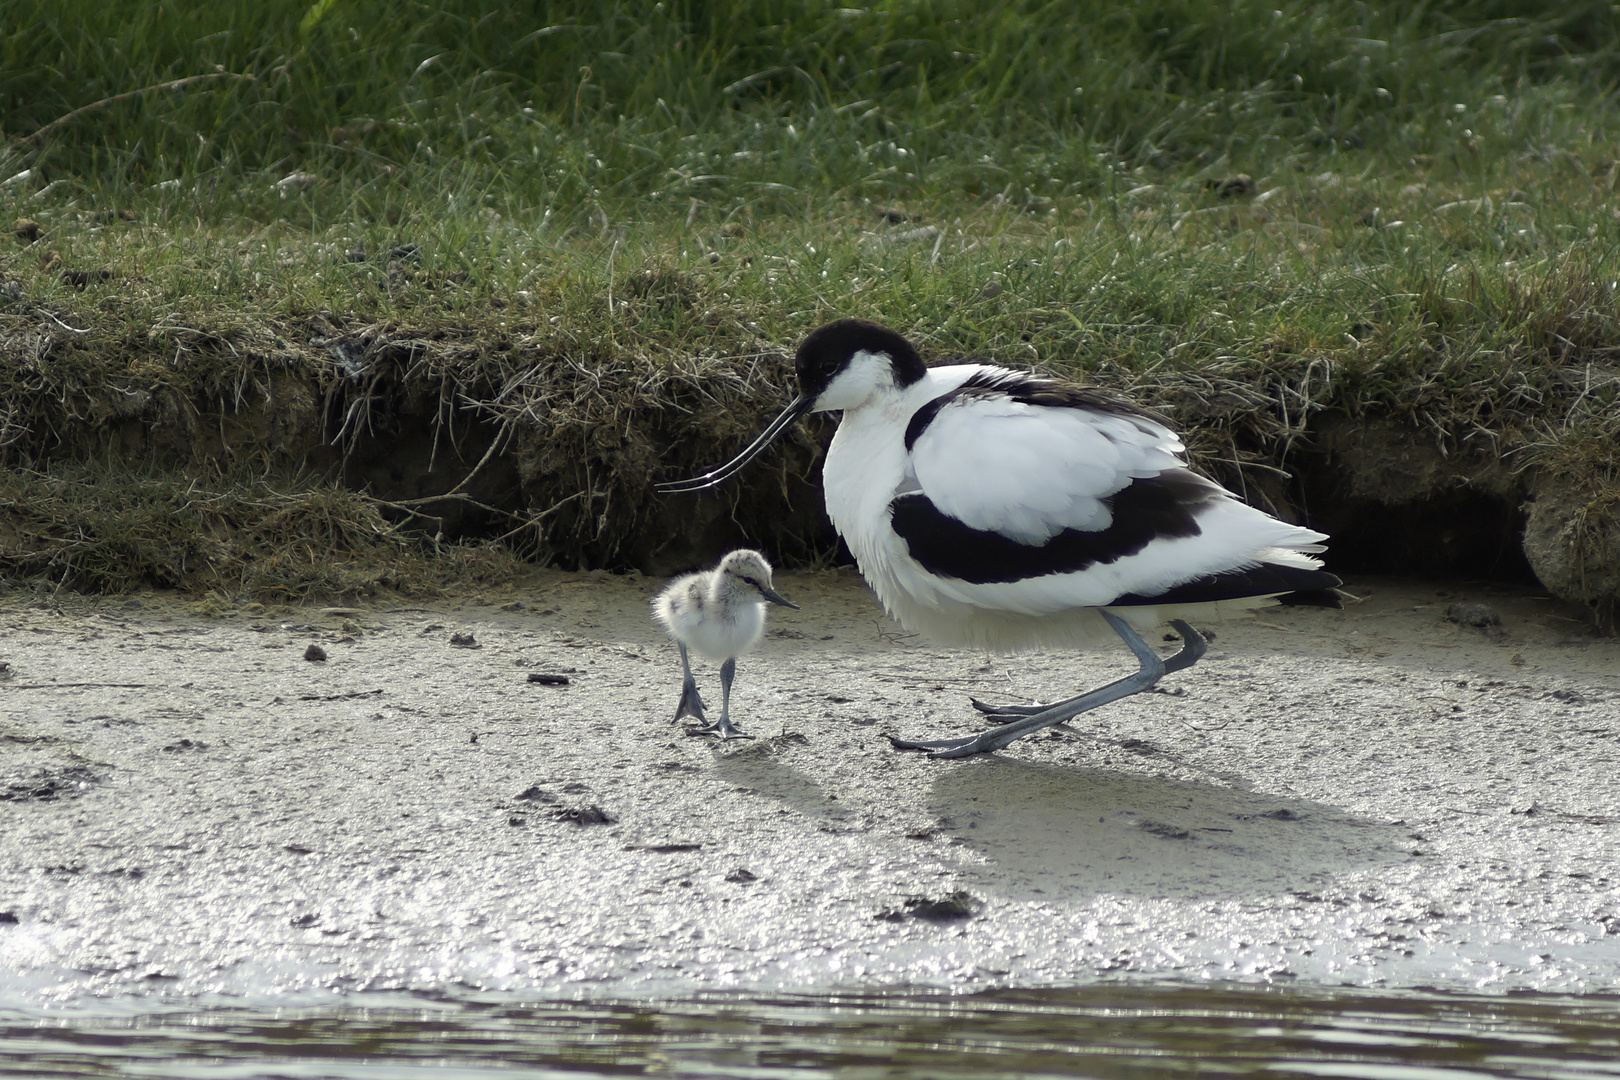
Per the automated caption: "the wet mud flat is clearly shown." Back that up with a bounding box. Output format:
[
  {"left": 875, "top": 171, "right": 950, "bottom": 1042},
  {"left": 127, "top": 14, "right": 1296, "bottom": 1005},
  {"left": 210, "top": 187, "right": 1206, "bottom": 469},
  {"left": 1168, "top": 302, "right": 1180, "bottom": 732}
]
[{"left": 1, "top": 571, "right": 1618, "bottom": 1006}]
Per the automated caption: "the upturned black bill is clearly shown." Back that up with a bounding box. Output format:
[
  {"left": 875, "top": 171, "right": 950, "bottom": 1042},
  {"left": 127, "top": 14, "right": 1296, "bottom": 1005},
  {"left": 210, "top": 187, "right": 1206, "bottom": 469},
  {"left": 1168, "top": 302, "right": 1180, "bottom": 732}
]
[{"left": 655, "top": 395, "right": 812, "bottom": 493}]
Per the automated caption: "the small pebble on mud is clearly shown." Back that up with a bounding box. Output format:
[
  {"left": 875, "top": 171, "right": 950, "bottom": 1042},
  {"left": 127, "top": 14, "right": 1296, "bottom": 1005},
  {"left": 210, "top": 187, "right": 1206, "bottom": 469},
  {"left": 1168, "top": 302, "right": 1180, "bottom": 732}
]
[
  {"left": 450, "top": 632, "right": 479, "bottom": 648},
  {"left": 553, "top": 804, "right": 614, "bottom": 825},
  {"left": 878, "top": 891, "right": 979, "bottom": 923},
  {"left": 1137, "top": 821, "right": 1192, "bottom": 840},
  {"left": 631, "top": 842, "right": 703, "bottom": 853},
  {"left": 1445, "top": 602, "right": 1501, "bottom": 628},
  {"left": 303, "top": 644, "right": 327, "bottom": 662}
]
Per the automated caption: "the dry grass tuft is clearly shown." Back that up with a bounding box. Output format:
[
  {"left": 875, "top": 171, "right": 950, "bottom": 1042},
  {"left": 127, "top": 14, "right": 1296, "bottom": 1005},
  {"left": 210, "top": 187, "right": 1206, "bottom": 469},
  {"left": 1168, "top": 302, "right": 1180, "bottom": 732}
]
[{"left": 0, "top": 465, "right": 518, "bottom": 600}]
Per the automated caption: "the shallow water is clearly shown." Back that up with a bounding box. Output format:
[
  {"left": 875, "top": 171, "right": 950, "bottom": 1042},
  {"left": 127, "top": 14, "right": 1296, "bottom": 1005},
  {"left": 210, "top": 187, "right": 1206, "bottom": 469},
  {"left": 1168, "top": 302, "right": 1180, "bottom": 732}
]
[{"left": 3, "top": 985, "right": 1619, "bottom": 1079}]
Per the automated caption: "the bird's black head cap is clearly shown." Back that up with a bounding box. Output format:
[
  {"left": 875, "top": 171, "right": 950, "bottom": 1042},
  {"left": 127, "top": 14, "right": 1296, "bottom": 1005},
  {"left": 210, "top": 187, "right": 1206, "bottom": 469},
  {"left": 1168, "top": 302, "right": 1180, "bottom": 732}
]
[{"left": 795, "top": 319, "right": 926, "bottom": 399}]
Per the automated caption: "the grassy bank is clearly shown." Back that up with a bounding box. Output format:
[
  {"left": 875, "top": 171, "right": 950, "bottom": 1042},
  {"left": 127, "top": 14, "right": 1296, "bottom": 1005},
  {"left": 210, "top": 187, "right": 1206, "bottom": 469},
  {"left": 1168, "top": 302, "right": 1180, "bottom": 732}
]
[{"left": 2, "top": 2, "right": 1619, "bottom": 619}]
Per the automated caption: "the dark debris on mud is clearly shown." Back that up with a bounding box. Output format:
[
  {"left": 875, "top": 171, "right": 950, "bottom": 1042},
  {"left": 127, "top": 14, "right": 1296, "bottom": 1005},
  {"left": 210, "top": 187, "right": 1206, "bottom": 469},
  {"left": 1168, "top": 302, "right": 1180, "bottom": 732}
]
[{"left": 0, "top": 764, "right": 99, "bottom": 802}]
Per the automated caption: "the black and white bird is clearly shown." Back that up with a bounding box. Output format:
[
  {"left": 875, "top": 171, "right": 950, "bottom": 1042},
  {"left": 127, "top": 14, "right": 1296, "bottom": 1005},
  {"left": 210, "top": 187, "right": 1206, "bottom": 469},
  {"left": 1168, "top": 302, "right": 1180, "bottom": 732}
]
[
  {"left": 652, "top": 549, "right": 799, "bottom": 741},
  {"left": 659, "top": 319, "right": 1340, "bottom": 758}
]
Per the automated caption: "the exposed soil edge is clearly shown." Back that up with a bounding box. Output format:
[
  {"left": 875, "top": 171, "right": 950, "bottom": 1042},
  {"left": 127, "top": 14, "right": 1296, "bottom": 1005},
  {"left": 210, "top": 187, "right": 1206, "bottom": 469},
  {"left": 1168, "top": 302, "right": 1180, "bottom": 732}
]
[{"left": 1, "top": 309, "right": 1615, "bottom": 627}]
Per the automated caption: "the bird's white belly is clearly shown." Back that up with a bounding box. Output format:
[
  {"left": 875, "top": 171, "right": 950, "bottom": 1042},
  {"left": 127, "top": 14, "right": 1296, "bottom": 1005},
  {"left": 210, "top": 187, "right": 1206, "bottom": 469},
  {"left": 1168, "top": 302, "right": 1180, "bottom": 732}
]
[
  {"left": 668, "top": 603, "right": 765, "bottom": 661},
  {"left": 823, "top": 410, "right": 1095, "bottom": 650}
]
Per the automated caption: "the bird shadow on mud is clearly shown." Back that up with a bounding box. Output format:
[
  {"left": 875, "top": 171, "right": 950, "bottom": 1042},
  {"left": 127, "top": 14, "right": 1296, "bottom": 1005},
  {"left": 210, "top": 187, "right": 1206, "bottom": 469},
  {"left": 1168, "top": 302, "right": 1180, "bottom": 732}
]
[
  {"left": 706, "top": 734, "right": 856, "bottom": 827},
  {"left": 922, "top": 756, "right": 1404, "bottom": 902}
]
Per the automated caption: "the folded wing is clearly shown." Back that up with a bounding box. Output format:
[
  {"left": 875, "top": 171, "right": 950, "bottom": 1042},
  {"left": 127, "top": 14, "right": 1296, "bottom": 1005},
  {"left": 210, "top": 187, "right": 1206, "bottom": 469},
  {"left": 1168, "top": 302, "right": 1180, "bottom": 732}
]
[{"left": 893, "top": 370, "right": 1337, "bottom": 611}]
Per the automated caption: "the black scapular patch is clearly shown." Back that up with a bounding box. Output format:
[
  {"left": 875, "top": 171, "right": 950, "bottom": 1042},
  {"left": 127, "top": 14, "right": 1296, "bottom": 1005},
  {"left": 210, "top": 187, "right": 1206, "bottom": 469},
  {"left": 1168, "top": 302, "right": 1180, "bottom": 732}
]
[
  {"left": 889, "top": 471, "right": 1216, "bottom": 584},
  {"left": 904, "top": 370, "right": 1170, "bottom": 452}
]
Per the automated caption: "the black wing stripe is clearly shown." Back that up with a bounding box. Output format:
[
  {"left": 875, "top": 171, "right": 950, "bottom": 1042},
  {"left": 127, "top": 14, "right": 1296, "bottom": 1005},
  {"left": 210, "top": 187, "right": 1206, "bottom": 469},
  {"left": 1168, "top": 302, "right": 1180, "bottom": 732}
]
[
  {"left": 889, "top": 472, "right": 1218, "bottom": 585},
  {"left": 904, "top": 386, "right": 972, "bottom": 451},
  {"left": 1109, "top": 565, "right": 1343, "bottom": 607}
]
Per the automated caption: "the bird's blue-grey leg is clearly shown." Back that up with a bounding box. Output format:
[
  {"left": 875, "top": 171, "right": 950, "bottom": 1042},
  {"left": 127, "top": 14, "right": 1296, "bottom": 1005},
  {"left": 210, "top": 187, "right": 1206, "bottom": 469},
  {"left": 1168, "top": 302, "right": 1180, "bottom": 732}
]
[
  {"left": 672, "top": 642, "right": 707, "bottom": 722},
  {"left": 685, "top": 656, "right": 755, "bottom": 741},
  {"left": 891, "top": 616, "right": 1207, "bottom": 759},
  {"left": 1159, "top": 619, "right": 1208, "bottom": 673},
  {"left": 969, "top": 620, "right": 1207, "bottom": 717}
]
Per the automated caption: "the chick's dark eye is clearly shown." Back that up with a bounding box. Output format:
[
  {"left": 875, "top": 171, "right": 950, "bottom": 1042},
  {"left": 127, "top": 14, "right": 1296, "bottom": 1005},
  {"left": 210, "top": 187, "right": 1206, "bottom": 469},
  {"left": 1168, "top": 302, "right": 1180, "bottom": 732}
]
[{"left": 742, "top": 576, "right": 758, "bottom": 586}]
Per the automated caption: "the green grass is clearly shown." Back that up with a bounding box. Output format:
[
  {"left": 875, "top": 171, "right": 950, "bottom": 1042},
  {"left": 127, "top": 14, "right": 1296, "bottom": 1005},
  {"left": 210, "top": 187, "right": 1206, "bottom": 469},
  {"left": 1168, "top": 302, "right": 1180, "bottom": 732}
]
[
  {"left": 4, "top": 1, "right": 1616, "bottom": 221},
  {"left": 2, "top": 1, "right": 1620, "bottom": 614}
]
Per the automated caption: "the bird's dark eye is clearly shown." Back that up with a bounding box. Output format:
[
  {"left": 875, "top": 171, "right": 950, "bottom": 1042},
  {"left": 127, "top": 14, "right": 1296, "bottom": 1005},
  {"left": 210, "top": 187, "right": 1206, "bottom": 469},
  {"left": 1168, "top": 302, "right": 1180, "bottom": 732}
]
[{"left": 742, "top": 576, "right": 758, "bottom": 586}]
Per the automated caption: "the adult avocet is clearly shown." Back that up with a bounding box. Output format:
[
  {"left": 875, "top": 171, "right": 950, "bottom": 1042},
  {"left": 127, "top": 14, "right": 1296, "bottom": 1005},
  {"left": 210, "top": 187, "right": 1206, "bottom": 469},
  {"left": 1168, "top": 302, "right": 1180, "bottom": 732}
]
[
  {"left": 652, "top": 549, "right": 799, "bottom": 740},
  {"left": 658, "top": 320, "right": 1340, "bottom": 758}
]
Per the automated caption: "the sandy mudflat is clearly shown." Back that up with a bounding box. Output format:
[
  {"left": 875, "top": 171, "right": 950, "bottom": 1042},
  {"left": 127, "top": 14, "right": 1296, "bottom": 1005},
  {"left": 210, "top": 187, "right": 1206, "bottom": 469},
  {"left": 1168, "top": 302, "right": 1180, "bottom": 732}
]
[{"left": 2, "top": 570, "right": 1618, "bottom": 1006}]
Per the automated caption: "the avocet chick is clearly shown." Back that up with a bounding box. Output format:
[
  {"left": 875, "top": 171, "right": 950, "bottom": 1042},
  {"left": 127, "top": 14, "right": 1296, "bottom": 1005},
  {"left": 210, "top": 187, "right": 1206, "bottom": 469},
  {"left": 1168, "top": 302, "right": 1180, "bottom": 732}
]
[{"left": 652, "top": 549, "right": 798, "bottom": 740}]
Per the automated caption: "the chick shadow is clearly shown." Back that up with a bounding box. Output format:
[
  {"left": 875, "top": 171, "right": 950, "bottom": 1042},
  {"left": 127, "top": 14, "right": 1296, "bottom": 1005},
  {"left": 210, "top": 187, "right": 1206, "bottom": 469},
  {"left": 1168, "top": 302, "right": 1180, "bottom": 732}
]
[
  {"left": 923, "top": 756, "right": 1403, "bottom": 902},
  {"left": 707, "top": 737, "right": 853, "bottom": 828}
]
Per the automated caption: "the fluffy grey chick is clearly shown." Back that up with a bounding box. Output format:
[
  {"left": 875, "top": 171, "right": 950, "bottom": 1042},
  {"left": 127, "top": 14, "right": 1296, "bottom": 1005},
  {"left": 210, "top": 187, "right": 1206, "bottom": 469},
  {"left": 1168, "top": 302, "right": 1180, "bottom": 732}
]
[{"left": 652, "top": 549, "right": 798, "bottom": 740}]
